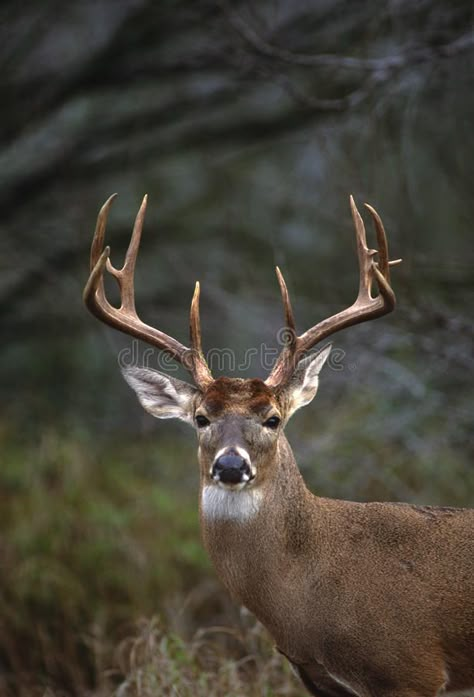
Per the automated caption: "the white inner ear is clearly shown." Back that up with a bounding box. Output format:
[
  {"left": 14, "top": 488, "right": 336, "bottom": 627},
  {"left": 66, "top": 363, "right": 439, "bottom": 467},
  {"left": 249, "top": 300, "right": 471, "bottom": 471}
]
[
  {"left": 121, "top": 367, "right": 197, "bottom": 423},
  {"left": 289, "top": 345, "right": 331, "bottom": 414}
]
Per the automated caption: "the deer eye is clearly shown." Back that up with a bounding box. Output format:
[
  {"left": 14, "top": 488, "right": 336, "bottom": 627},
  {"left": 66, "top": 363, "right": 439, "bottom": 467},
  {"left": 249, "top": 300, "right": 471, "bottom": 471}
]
[
  {"left": 196, "top": 414, "right": 210, "bottom": 428},
  {"left": 263, "top": 416, "right": 280, "bottom": 429}
]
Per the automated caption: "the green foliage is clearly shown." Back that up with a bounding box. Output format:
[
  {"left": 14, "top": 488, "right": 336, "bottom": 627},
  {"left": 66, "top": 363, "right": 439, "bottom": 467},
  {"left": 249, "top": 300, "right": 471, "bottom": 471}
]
[{"left": 0, "top": 427, "right": 210, "bottom": 694}]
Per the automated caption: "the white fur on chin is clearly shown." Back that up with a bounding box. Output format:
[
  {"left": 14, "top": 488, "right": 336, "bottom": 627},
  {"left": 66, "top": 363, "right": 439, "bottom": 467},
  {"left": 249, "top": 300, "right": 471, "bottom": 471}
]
[{"left": 201, "top": 484, "right": 263, "bottom": 522}]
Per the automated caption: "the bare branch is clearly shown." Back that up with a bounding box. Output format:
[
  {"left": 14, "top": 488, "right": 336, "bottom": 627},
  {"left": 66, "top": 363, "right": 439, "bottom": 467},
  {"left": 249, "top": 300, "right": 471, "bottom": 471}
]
[{"left": 218, "top": 0, "right": 474, "bottom": 76}]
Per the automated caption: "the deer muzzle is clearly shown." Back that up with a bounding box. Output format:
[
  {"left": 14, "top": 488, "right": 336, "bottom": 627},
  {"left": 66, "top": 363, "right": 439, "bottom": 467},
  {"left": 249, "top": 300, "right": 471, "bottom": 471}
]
[{"left": 212, "top": 448, "right": 253, "bottom": 486}]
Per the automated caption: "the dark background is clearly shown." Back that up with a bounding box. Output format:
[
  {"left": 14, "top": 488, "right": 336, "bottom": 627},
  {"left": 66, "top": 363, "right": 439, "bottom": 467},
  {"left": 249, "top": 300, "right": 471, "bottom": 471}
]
[{"left": 1, "top": 2, "right": 473, "bottom": 695}]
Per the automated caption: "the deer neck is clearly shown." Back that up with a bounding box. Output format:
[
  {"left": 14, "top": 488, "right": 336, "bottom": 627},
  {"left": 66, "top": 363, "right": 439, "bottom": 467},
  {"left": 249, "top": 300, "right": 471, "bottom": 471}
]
[{"left": 199, "top": 434, "right": 321, "bottom": 623}]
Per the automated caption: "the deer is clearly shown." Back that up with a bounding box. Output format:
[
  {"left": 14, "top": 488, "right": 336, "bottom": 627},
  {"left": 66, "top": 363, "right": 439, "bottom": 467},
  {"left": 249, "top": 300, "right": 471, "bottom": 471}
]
[{"left": 84, "top": 193, "right": 474, "bottom": 697}]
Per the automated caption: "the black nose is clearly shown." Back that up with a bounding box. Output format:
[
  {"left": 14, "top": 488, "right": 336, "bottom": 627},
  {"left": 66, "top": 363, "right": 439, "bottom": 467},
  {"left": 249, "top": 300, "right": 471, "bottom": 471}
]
[{"left": 212, "top": 449, "right": 251, "bottom": 484}]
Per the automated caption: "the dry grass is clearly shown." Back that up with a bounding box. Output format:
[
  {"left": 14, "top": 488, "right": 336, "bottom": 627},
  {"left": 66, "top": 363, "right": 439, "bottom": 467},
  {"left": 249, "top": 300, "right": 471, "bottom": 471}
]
[
  {"left": 3, "top": 614, "right": 305, "bottom": 697},
  {"left": 112, "top": 615, "right": 304, "bottom": 697}
]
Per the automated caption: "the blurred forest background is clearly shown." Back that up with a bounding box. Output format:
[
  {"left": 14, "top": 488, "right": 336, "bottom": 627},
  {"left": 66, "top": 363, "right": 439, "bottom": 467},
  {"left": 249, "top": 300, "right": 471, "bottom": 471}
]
[{"left": 0, "top": 1, "right": 473, "bottom": 695}]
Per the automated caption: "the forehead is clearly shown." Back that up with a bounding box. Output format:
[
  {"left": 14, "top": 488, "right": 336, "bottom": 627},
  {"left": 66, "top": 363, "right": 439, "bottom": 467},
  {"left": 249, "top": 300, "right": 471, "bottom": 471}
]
[{"left": 201, "top": 377, "right": 277, "bottom": 416}]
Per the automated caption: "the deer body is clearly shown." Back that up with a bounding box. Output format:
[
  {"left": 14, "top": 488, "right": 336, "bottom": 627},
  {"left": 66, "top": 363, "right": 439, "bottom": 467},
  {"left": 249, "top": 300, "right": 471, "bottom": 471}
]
[
  {"left": 193, "top": 381, "right": 474, "bottom": 697},
  {"left": 84, "top": 195, "right": 474, "bottom": 696},
  {"left": 202, "top": 430, "right": 474, "bottom": 696}
]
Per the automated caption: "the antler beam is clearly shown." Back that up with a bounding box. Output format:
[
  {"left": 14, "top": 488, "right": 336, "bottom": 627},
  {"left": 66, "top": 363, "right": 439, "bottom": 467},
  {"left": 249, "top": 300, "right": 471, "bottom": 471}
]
[
  {"left": 266, "top": 196, "right": 401, "bottom": 388},
  {"left": 83, "top": 195, "right": 213, "bottom": 390}
]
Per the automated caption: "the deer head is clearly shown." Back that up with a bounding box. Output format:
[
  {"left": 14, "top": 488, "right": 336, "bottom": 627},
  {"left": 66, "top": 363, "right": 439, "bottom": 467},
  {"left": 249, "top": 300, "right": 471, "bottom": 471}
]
[{"left": 84, "top": 194, "right": 400, "bottom": 499}]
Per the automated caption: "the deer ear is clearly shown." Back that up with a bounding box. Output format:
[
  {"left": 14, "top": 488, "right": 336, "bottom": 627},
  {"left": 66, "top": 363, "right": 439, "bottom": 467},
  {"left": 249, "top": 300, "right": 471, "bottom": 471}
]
[
  {"left": 121, "top": 367, "right": 198, "bottom": 424},
  {"left": 285, "top": 345, "right": 331, "bottom": 418}
]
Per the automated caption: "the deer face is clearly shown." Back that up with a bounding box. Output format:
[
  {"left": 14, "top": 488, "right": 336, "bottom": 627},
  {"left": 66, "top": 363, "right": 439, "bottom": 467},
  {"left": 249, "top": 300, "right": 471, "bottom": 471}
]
[
  {"left": 194, "top": 377, "right": 281, "bottom": 490},
  {"left": 122, "top": 345, "right": 331, "bottom": 491}
]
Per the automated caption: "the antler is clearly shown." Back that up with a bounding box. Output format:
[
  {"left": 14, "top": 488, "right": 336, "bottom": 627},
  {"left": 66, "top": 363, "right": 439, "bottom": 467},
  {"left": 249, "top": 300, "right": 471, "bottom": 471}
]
[
  {"left": 266, "top": 196, "right": 401, "bottom": 388},
  {"left": 83, "top": 194, "right": 214, "bottom": 390}
]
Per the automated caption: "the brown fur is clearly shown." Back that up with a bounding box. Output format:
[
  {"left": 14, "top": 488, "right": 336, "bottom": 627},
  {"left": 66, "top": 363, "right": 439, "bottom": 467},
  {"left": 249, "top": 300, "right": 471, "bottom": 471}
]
[
  {"left": 202, "top": 377, "right": 277, "bottom": 415},
  {"left": 197, "top": 379, "right": 474, "bottom": 697}
]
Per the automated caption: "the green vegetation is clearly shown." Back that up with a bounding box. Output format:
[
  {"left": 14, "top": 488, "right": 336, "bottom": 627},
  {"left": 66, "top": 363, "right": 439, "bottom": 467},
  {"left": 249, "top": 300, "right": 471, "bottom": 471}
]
[{"left": 0, "top": 427, "right": 308, "bottom": 695}]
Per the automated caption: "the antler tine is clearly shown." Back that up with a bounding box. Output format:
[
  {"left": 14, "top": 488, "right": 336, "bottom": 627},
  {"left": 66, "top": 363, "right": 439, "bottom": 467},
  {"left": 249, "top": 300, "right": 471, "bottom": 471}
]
[
  {"left": 350, "top": 194, "right": 377, "bottom": 304},
  {"left": 103, "top": 194, "right": 147, "bottom": 314},
  {"left": 83, "top": 195, "right": 214, "bottom": 389},
  {"left": 262, "top": 267, "right": 298, "bottom": 387},
  {"left": 364, "top": 203, "right": 389, "bottom": 282},
  {"left": 364, "top": 203, "right": 401, "bottom": 310},
  {"left": 190, "top": 282, "right": 213, "bottom": 387},
  {"left": 90, "top": 194, "right": 116, "bottom": 270},
  {"left": 83, "top": 246, "right": 111, "bottom": 318},
  {"left": 83, "top": 194, "right": 117, "bottom": 315},
  {"left": 275, "top": 266, "right": 296, "bottom": 344},
  {"left": 190, "top": 282, "right": 202, "bottom": 353},
  {"left": 114, "top": 194, "right": 148, "bottom": 313},
  {"left": 266, "top": 197, "right": 400, "bottom": 388}
]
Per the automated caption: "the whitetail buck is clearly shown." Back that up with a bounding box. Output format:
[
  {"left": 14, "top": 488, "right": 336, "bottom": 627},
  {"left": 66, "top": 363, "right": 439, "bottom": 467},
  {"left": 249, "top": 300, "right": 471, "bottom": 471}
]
[{"left": 84, "top": 194, "right": 474, "bottom": 697}]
